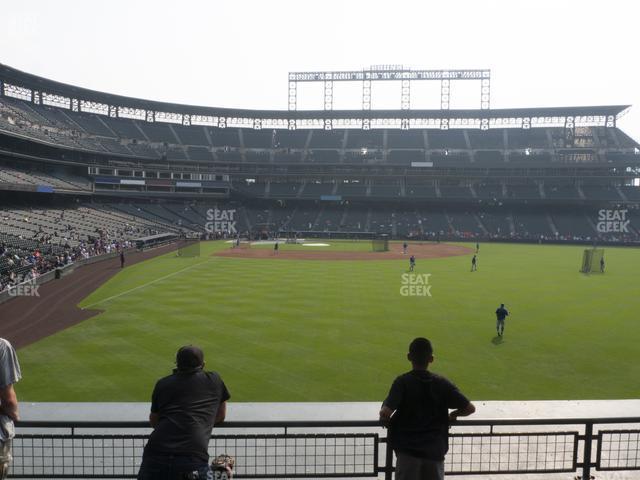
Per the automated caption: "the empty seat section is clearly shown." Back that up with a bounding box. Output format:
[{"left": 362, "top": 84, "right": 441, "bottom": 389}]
[
  {"left": 388, "top": 150, "right": 424, "bottom": 164},
  {"left": 242, "top": 129, "right": 273, "bottom": 148},
  {"left": 336, "top": 183, "right": 367, "bottom": 197},
  {"left": 448, "top": 213, "right": 482, "bottom": 237},
  {"left": 478, "top": 212, "right": 511, "bottom": 236},
  {"left": 405, "top": 185, "right": 438, "bottom": 198},
  {"left": 309, "top": 130, "right": 344, "bottom": 148},
  {"left": 173, "top": 125, "right": 210, "bottom": 145},
  {"left": 475, "top": 184, "right": 503, "bottom": 200},
  {"left": 300, "top": 183, "right": 334, "bottom": 197},
  {"left": 440, "top": 185, "right": 473, "bottom": 199},
  {"left": 512, "top": 212, "right": 552, "bottom": 237},
  {"left": 341, "top": 206, "right": 368, "bottom": 231},
  {"left": 307, "top": 150, "right": 340, "bottom": 163},
  {"left": 273, "top": 130, "right": 309, "bottom": 149},
  {"left": 269, "top": 183, "right": 300, "bottom": 198},
  {"left": 582, "top": 186, "right": 622, "bottom": 201},
  {"left": 551, "top": 213, "right": 595, "bottom": 237},
  {"left": 187, "top": 146, "right": 213, "bottom": 161},
  {"left": 387, "top": 130, "right": 424, "bottom": 149},
  {"left": 417, "top": 212, "right": 450, "bottom": 236},
  {"left": 139, "top": 122, "right": 175, "bottom": 143},
  {"left": 210, "top": 128, "right": 241, "bottom": 147},
  {"left": 315, "top": 206, "right": 345, "bottom": 231},
  {"left": 545, "top": 185, "right": 581, "bottom": 200},
  {"left": 370, "top": 184, "right": 401, "bottom": 197},
  {"left": 346, "top": 131, "right": 383, "bottom": 149}
]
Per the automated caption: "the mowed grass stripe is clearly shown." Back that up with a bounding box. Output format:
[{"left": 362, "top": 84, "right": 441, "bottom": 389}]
[{"left": 16, "top": 241, "right": 640, "bottom": 401}]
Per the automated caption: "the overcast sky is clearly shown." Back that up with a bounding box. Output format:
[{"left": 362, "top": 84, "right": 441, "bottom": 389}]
[{"left": 1, "top": 0, "right": 639, "bottom": 140}]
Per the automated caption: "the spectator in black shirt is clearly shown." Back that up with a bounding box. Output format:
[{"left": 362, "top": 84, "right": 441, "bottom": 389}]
[
  {"left": 380, "top": 338, "right": 475, "bottom": 480},
  {"left": 138, "top": 345, "right": 230, "bottom": 480}
]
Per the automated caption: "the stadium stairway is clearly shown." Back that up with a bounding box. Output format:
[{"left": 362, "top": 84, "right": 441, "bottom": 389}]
[
  {"left": 546, "top": 214, "right": 559, "bottom": 236},
  {"left": 507, "top": 214, "right": 516, "bottom": 236},
  {"left": 616, "top": 186, "right": 628, "bottom": 202},
  {"left": 474, "top": 214, "right": 489, "bottom": 236}
]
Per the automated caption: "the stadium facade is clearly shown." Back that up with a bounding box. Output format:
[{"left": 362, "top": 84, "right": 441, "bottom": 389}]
[
  {"left": 2, "top": 64, "right": 640, "bottom": 480},
  {"left": 0, "top": 62, "right": 639, "bottom": 244}
]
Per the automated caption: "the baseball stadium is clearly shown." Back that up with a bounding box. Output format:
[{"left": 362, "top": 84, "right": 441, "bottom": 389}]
[{"left": 1, "top": 33, "right": 640, "bottom": 479}]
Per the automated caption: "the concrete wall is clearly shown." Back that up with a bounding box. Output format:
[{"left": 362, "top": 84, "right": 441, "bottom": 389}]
[{"left": 20, "top": 400, "right": 640, "bottom": 422}]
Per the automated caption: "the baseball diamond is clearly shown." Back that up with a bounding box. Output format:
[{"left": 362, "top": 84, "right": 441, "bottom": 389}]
[{"left": 3, "top": 240, "right": 639, "bottom": 402}]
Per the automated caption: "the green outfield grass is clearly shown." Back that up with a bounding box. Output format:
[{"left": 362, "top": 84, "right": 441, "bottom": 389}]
[{"left": 16, "top": 241, "right": 640, "bottom": 402}]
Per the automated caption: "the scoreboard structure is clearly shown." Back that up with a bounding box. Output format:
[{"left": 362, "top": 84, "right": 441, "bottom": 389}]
[{"left": 287, "top": 66, "right": 491, "bottom": 112}]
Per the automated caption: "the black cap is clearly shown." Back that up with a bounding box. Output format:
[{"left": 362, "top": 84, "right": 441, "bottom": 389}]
[{"left": 176, "top": 345, "right": 204, "bottom": 370}]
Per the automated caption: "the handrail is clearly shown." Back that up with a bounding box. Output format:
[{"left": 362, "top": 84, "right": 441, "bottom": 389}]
[
  {"left": 15, "top": 416, "right": 640, "bottom": 429},
  {"left": 12, "top": 416, "right": 640, "bottom": 479}
]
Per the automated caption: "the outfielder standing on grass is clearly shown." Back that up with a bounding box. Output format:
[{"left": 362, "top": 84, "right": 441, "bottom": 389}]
[
  {"left": 495, "top": 304, "right": 509, "bottom": 336},
  {"left": 409, "top": 255, "right": 416, "bottom": 272},
  {"left": 470, "top": 255, "right": 477, "bottom": 272}
]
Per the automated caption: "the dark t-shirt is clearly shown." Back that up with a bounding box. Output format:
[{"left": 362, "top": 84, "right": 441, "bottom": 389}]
[
  {"left": 383, "top": 370, "right": 470, "bottom": 460},
  {"left": 144, "top": 369, "right": 230, "bottom": 462},
  {"left": 496, "top": 307, "right": 508, "bottom": 320}
]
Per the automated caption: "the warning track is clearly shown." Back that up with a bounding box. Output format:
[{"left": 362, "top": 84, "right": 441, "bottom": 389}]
[{"left": 0, "top": 243, "right": 179, "bottom": 348}]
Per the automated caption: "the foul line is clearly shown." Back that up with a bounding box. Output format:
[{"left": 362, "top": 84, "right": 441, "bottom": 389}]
[{"left": 82, "top": 261, "right": 207, "bottom": 309}]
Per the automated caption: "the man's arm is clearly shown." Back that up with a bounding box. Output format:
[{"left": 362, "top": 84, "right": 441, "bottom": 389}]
[
  {"left": 448, "top": 402, "right": 476, "bottom": 422},
  {"left": 149, "top": 412, "right": 159, "bottom": 428},
  {"left": 379, "top": 405, "right": 394, "bottom": 427},
  {"left": 215, "top": 401, "right": 227, "bottom": 425},
  {"left": 0, "top": 384, "right": 19, "bottom": 421},
  {"left": 379, "top": 377, "right": 403, "bottom": 427}
]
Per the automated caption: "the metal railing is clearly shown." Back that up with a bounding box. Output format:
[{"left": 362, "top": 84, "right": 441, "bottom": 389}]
[{"left": 11, "top": 417, "right": 640, "bottom": 479}]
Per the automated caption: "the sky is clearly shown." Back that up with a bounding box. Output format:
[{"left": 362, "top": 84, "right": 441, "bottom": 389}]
[{"left": 1, "top": 0, "right": 639, "bottom": 140}]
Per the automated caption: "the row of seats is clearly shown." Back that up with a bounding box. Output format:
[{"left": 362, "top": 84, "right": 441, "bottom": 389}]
[
  {"left": 0, "top": 204, "right": 181, "bottom": 248},
  {"left": 1, "top": 159, "right": 635, "bottom": 204},
  {"left": 1, "top": 200, "right": 637, "bottom": 290},
  {"left": 0, "top": 165, "right": 92, "bottom": 191},
  {"left": 3, "top": 96, "right": 637, "bottom": 162},
  {"left": 73, "top": 202, "right": 639, "bottom": 242},
  {"left": 234, "top": 181, "right": 639, "bottom": 201}
]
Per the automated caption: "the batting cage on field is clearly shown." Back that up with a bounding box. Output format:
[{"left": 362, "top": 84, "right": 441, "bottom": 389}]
[
  {"left": 176, "top": 238, "right": 201, "bottom": 257},
  {"left": 580, "top": 248, "right": 604, "bottom": 273},
  {"left": 371, "top": 235, "right": 389, "bottom": 252}
]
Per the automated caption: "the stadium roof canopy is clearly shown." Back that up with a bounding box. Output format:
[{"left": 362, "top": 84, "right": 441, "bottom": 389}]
[{"left": 0, "top": 63, "right": 630, "bottom": 130}]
